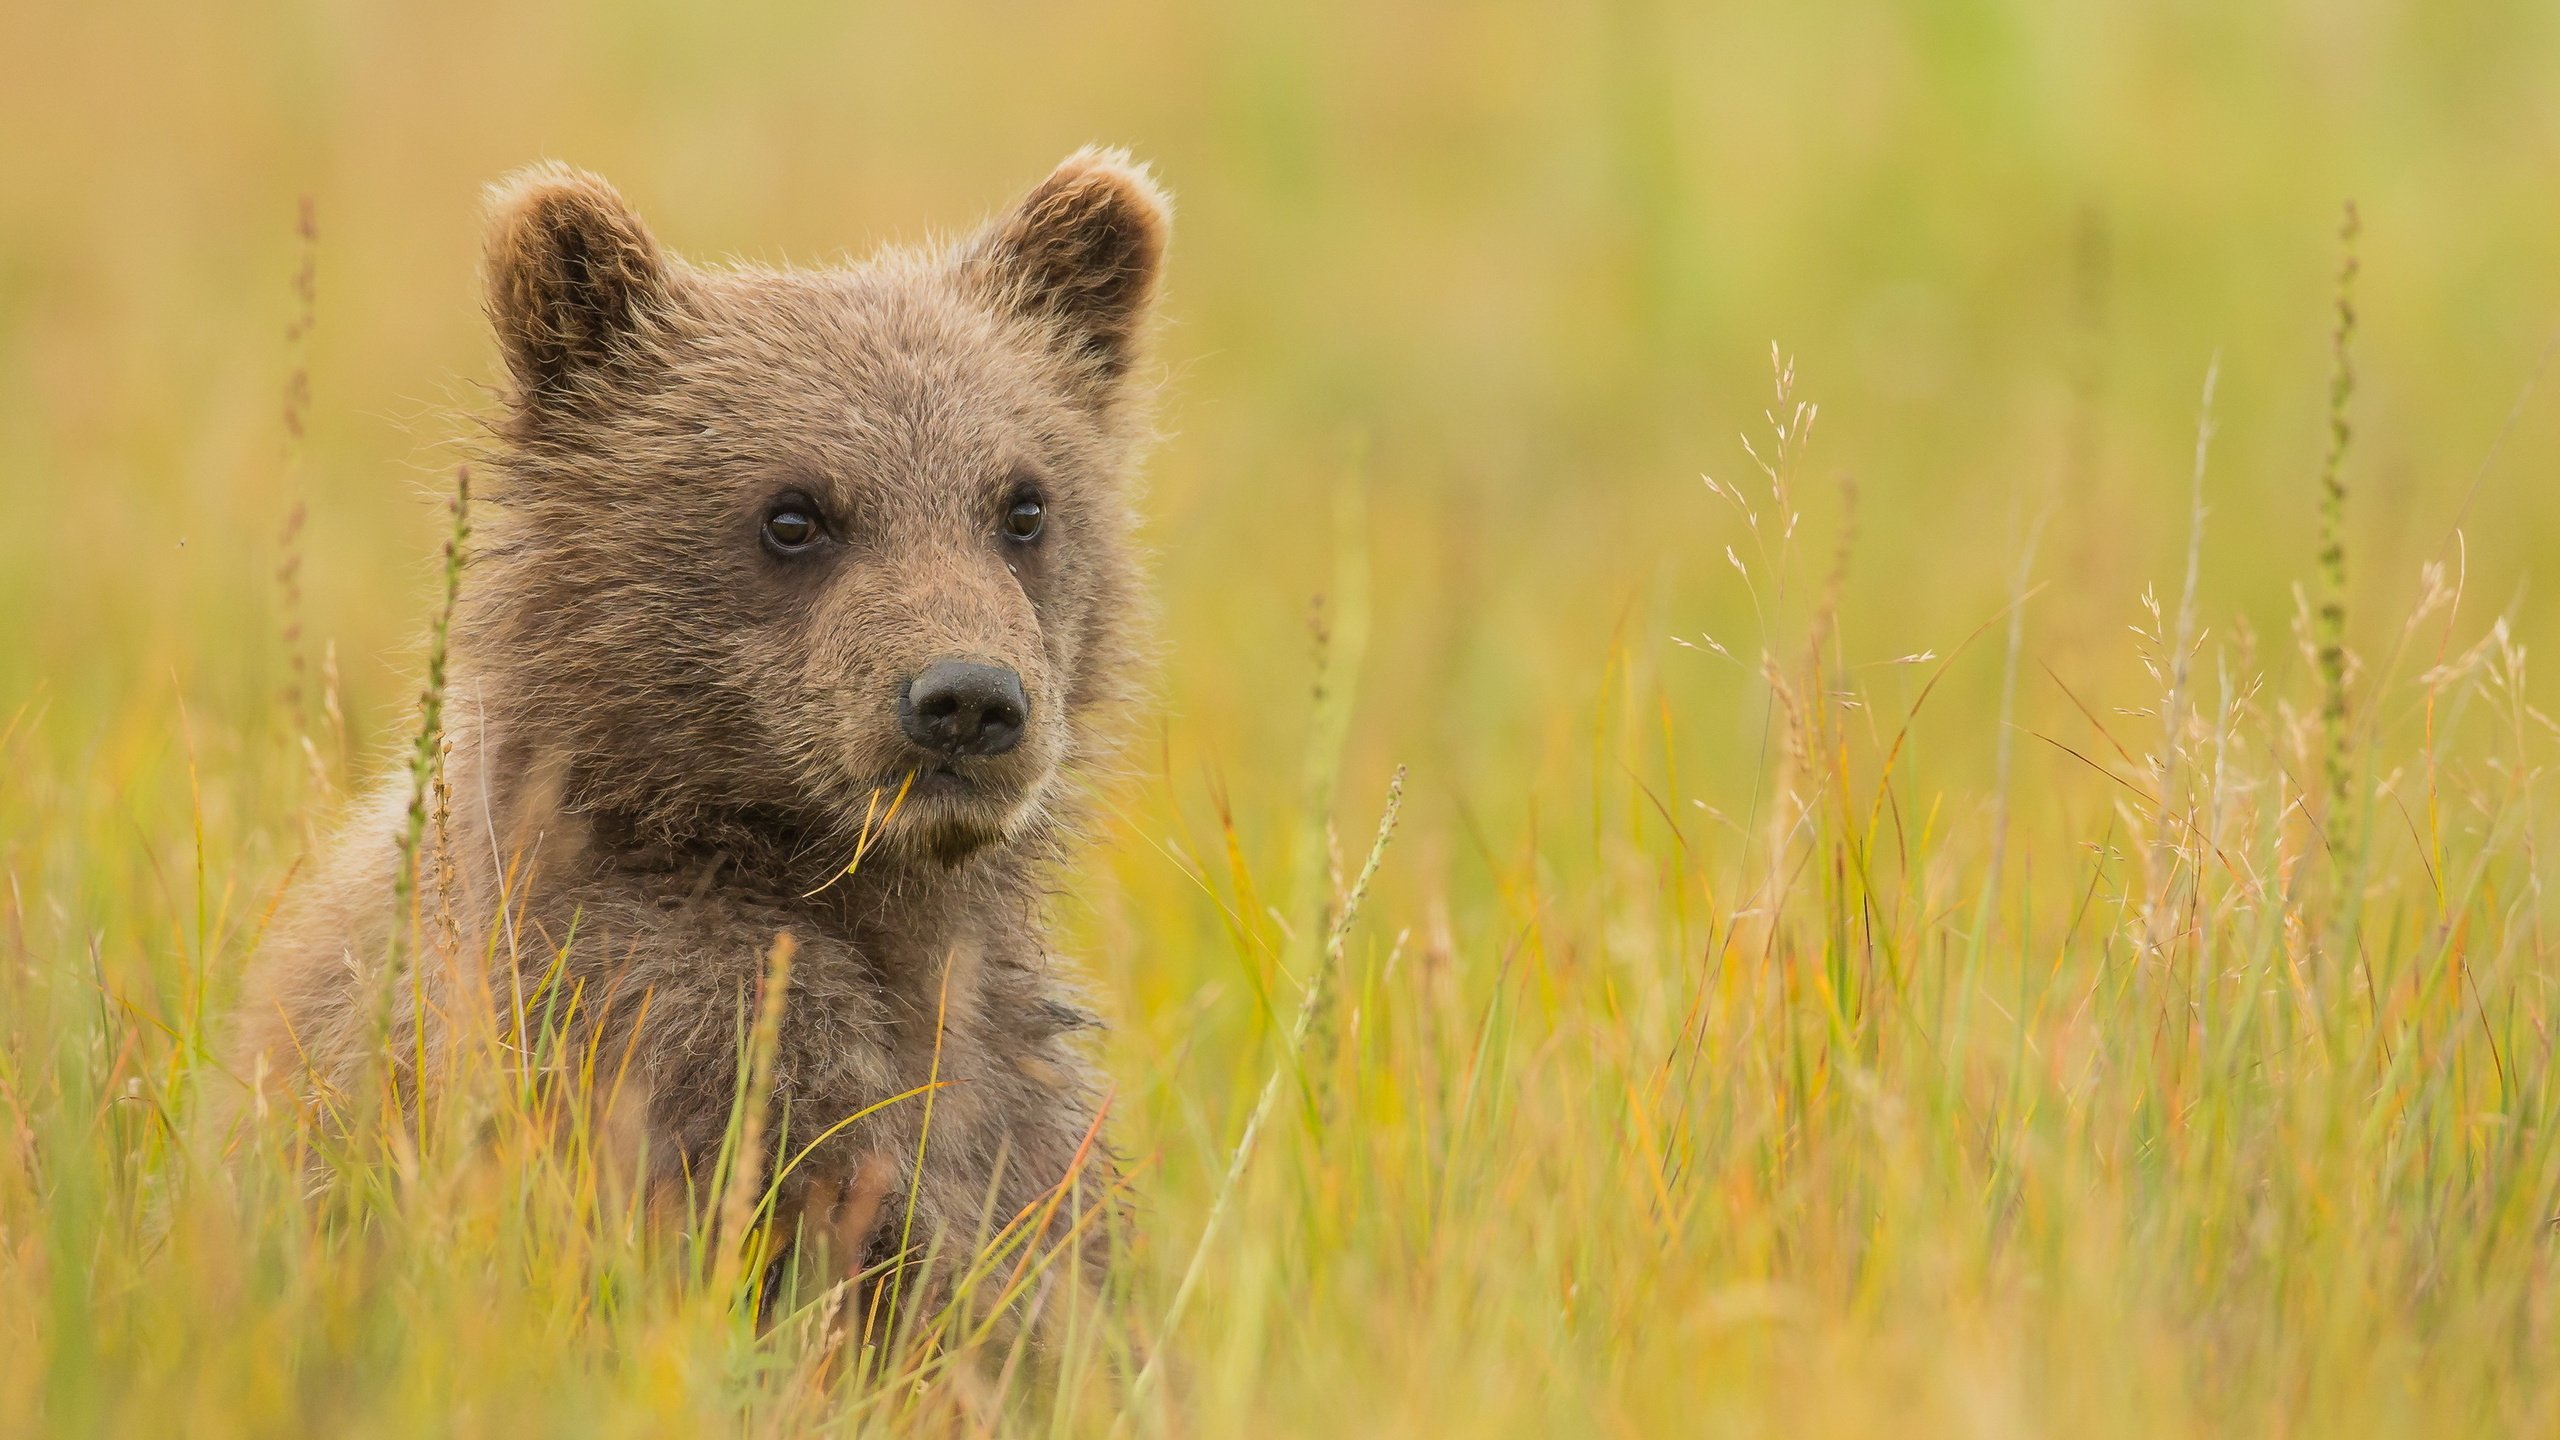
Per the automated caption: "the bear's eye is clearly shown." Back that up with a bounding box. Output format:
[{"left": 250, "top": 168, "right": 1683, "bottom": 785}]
[
  {"left": 1003, "top": 497, "right": 1045, "bottom": 542},
  {"left": 762, "top": 502, "right": 822, "bottom": 554}
]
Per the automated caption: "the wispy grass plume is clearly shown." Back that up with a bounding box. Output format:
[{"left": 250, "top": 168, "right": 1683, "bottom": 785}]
[{"left": 2319, "top": 200, "right": 2360, "bottom": 817}]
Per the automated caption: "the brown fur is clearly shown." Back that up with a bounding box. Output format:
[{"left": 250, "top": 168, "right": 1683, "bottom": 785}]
[{"left": 227, "top": 150, "right": 1172, "bottom": 1317}]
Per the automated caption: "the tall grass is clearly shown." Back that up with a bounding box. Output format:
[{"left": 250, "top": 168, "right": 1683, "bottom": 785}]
[
  {"left": 6, "top": 335, "right": 2557, "bottom": 1435},
  {"left": 2317, "top": 201, "right": 2360, "bottom": 817}
]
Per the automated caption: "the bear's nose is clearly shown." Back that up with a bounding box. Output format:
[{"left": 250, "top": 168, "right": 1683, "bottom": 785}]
[{"left": 898, "top": 661, "right": 1029, "bottom": 757}]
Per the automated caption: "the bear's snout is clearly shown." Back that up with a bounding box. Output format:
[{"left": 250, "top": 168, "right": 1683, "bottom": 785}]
[{"left": 897, "top": 660, "right": 1029, "bottom": 757}]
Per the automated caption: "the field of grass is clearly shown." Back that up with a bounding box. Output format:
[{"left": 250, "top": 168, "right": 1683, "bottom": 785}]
[{"left": 9, "top": 2, "right": 2560, "bottom": 1434}]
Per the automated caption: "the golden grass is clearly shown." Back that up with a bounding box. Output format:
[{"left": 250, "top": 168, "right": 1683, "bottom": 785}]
[{"left": 8, "top": 3, "right": 2560, "bottom": 1435}]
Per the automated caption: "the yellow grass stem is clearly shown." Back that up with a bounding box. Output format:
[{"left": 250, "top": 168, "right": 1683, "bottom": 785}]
[
  {"left": 711, "top": 930, "right": 796, "bottom": 1303},
  {"left": 1128, "top": 764, "right": 1405, "bottom": 1422}
]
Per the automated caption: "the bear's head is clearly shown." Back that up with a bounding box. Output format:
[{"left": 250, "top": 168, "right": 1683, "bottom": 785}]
[{"left": 465, "top": 150, "right": 1169, "bottom": 868}]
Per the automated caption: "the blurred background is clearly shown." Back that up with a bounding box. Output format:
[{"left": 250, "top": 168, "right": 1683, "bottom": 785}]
[
  {"left": 9, "top": 4, "right": 2560, "bottom": 1430},
  {"left": 8, "top": 3, "right": 2559, "bottom": 838}
]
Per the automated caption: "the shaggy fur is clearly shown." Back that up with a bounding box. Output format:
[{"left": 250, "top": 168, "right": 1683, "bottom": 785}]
[{"left": 229, "top": 149, "right": 1171, "bottom": 1313}]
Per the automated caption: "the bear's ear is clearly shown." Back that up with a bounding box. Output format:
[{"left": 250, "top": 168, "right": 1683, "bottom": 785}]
[
  {"left": 966, "top": 147, "right": 1171, "bottom": 398},
  {"left": 482, "top": 163, "right": 673, "bottom": 405}
]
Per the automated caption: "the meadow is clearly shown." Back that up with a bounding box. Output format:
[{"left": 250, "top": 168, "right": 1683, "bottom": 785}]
[{"left": 7, "top": 2, "right": 2560, "bottom": 1434}]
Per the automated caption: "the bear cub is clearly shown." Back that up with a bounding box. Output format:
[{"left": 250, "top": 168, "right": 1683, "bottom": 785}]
[{"left": 230, "top": 149, "right": 1171, "bottom": 1313}]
